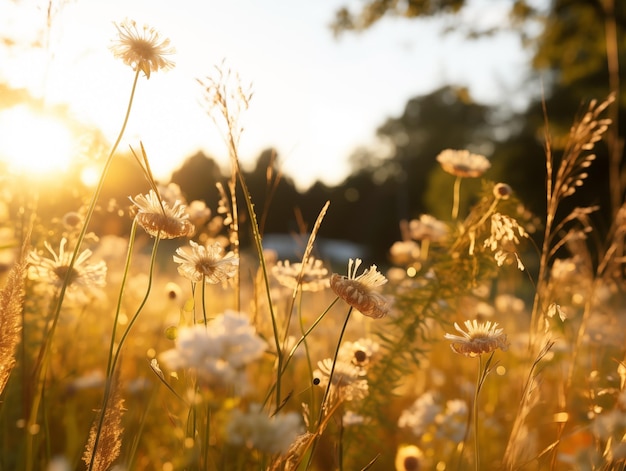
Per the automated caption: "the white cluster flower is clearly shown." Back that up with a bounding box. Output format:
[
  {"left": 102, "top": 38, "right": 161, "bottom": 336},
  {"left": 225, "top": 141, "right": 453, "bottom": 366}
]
[
  {"left": 399, "top": 392, "right": 468, "bottom": 444},
  {"left": 397, "top": 391, "right": 442, "bottom": 436},
  {"left": 389, "top": 240, "right": 421, "bottom": 266},
  {"left": 226, "top": 403, "right": 302, "bottom": 455},
  {"left": 185, "top": 200, "right": 212, "bottom": 228},
  {"left": 434, "top": 399, "right": 468, "bottom": 443},
  {"left": 159, "top": 311, "right": 266, "bottom": 390}
]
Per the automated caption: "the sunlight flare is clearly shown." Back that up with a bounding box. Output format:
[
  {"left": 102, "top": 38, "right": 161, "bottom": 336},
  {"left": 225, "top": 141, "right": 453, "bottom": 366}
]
[{"left": 0, "top": 106, "right": 74, "bottom": 175}]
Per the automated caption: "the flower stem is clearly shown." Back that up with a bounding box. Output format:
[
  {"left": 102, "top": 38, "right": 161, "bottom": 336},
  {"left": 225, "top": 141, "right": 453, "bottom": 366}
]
[
  {"left": 473, "top": 352, "right": 494, "bottom": 471},
  {"left": 88, "top": 234, "right": 160, "bottom": 471},
  {"left": 25, "top": 68, "right": 141, "bottom": 471},
  {"left": 201, "top": 275, "right": 208, "bottom": 326},
  {"left": 452, "top": 176, "right": 462, "bottom": 220},
  {"left": 306, "top": 307, "right": 353, "bottom": 470},
  {"left": 474, "top": 355, "right": 482, "bottom": 471},
  {"left": 106, "top": 219, "right": 138, "bottom": 377}
]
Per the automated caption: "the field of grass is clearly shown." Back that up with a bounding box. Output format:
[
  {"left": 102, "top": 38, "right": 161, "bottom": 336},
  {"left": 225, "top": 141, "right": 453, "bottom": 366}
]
[{"left": 0, "top": 18, "right": 625, "bottom": 471}]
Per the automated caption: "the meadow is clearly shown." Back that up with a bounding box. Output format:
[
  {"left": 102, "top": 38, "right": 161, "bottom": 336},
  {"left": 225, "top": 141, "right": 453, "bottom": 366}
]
[{"left": 0, "top": 18, "right": 625, "bottom": 471}]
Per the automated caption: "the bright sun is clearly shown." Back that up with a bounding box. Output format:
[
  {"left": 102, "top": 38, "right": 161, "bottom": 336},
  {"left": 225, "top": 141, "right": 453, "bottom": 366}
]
[{"left": 0, "top": 105, "right": 74, "bottom": 176}]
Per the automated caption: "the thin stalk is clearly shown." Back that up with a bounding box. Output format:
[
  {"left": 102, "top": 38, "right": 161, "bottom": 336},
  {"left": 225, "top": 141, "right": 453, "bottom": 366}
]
[
  {"left": 452, "top": 176, "right": 462, "bottom": 220},
  {"left": 201, "top": 276, "right": 208, "bottom": 327},
  {"left": 88, "top": 234, "right": 160, "bottom": 471},
  {"left": 602, "top": 0, "right": 622, "bottom": 216},
  {"left": 473, "top": 356, "right": 483, "bottom": 471},
  {"left": 106, "top": 219, "right": 138, "bottom": 377},
  {"left": 232, "top": 157, "right": 281, "bottom": 409},
  {"left": 125, "top": 387, "right": 157, "bottom": 471},
  {"left": 307, "top": 307, "right": 353, "bottom": 470},
  {"left": 26, "top": 68, "right": 141, "bottom": 471},
  {"left": 261, "top": 297, "right": 339, "bottom": 409},
  {"left": 529, "top": 99, "right": 556, "bottom": 346},
  {"left": 297, "top": 291, "right": 316, "bottom": 420},
  {"left": 204, "top": 404, "right": 211, "bottom": 470}
]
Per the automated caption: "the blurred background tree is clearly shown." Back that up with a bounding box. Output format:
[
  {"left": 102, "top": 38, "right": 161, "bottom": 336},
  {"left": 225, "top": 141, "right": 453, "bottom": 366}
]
[{"left": 314, "top": 0, "right": 626, "bottom": 260}]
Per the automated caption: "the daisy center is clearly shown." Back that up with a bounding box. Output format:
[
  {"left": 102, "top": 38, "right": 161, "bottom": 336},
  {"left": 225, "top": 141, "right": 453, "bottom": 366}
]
[
  {"left": 196, "top": 261, "right": 217, "bottom": 276},
  {"left": 54, "top": 265, "right": 79, "bottom": 285}
]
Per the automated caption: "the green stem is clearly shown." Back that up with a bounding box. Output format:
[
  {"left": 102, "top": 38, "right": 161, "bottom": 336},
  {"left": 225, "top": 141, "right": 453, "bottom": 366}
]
[
  {"left": 297, "top": 291, "right": 316, "bottom": 420},
  {"left": 261, "top": 297, "right": 339, "bottom": 409},
  {"left": 106, "top": 219, "right": 138, "bottom": 377},
  {"left": 474, "top": 356, "right": 482, "bottom": 471},
  {"left": 201, "top": 276, "right": 208, "bottom": 327}
]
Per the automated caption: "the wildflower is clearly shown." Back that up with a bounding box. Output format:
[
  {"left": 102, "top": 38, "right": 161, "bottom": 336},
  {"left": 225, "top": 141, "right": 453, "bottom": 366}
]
[
  {"left": 337, "top": 338, "right": 380, "bottom": 374},
  {"left": 110, "top": 19, "right": 174, "bottom": 78},
  {"left": 164, "top": 281, "right": 182, "bottom": 300},
  {"left": 398, "top": 391, "right": 442, "bottom": 436},
  {"left": 130, "top": 190, "right": 195, "bottom": 239},
  {"left": 226, "top": 403, "right": 302, "bottom": 455},
  {"left": 409, "top": 215, "right": 448, "bottom": 242},
  {"left": 67, "top": 370, "right": 105, "bottom": 393},
  {"left": 435, "top": 399, "right": 468, "bottom": 443},
  {"left": 47, "top": 456, "right": 71, "bottom": 471},
  {"left": 272, "top": 257, "right": 330, "bottom": 292},
  {"left": 494, "top": 294, "right": 526, "bottom": 314},
  {"left": 27, "top": 238, "right": 107, "bottom": 295},
  {"left": 394, "top": 444, "right": 424, "bottom": 471},
  {"left": 389, "top": 240, "right": 421, "bottom": 266},
  {"left": 436, "top": 149, "right": 491, "bottom": 178},
  {"left": 483, "top": 213, "right": 528, "bottom": 270},
  {"left": 185, "top": 200, "right": 212, "bottom": 228},
  {"left": 444, "top": 320, "right": 508, "bottom": 357},
  {"left": 61, "top": 211, "right": 83, "bottom": 230},
  {"left": 493, "top": 182, "right": 513, "bottom": 200},
  {"left": 313, "top": 358, "right": 369, "bottom": 402},
  {"left": 159, "top": 311, "right": 266, "bottom": 390},
  {"left": 330, "top": 258, "right": 390, "bottom": 319},
  {"left": 343, "top": 410, "right": 369, "bottom": 426},
  {"left": 173, "top": 240, "right": 238, "bottom": 284},
  {"left": 158, "top": 182, "right": 185, "bottom": 207}
]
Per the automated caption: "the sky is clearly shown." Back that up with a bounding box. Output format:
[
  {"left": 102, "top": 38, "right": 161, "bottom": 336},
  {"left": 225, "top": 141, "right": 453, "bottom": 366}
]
[{"left": 0, "top": 0, "right": 535, "bottom": 190}]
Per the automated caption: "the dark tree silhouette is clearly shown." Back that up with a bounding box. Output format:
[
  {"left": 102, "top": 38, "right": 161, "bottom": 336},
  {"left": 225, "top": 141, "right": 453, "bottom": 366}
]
[{"left": 170, "top": 151, "right": 224, "bottom": 206}]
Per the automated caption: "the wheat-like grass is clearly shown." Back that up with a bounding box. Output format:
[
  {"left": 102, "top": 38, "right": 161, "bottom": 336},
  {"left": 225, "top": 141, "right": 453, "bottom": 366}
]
[
  {"left": 530, "top": 93, "right": 615, "bottom": 341},
  {"left": 82, "top": 373, "right": 126, "bottom": 471},
  {"left": 0, "top": 258, "right": 25, "bottom": 395}
]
